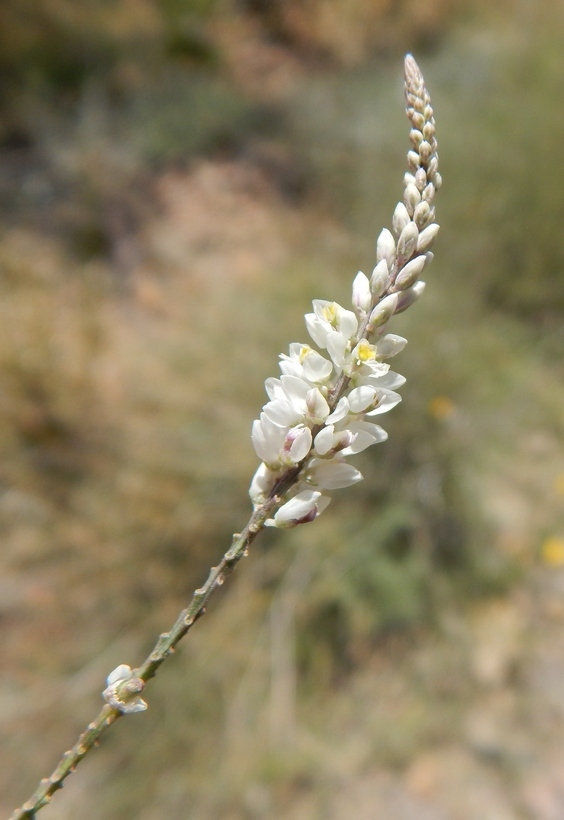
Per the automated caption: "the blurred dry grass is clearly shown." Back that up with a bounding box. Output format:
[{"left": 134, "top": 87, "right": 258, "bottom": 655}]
[{"left": 3, "top": 1, "right": 564, "bottom": 818}]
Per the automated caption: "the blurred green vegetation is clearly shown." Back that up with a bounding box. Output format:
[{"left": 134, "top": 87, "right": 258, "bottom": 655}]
[{"left": 3, "top": 1, "right": 564, "bottom": 818}]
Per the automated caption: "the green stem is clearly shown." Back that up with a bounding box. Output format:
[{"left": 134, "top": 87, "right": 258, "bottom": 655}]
[{"left": 10, "top": 495, "right": 281, "bottom": 819}]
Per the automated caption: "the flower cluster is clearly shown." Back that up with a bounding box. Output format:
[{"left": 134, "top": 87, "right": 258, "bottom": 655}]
[
  {"left": 249, "top": 54, "right": 440, "bottom": 529},
  {"left": 102, "top": 665, "right": 147, "bottom": 714}
]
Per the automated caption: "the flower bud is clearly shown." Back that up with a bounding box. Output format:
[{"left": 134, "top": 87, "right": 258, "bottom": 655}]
[
  {"left": 397, "top": 221, "right": 419, "bottom": 262},
  {"left": 416, "top": 223, "right": 440, "bottom": 253},
  {"left": 404, "top": 183, "right": 421, "bottom": 216},
  {"left": 376, "top": 228, "right": 396, "bottom": 269},
  {"left": 414, "top": 168, "right": 427, "bottom": 191},
  {"left": 407, "top": 150, "right": 421, "bottom": 170},
  {"left": 395, "top": 281, "right": 426, "bottom": 313},
  {"left": 367, "top": 293, "right": 399, "bottom": 331},
  {"left": 392, "top": 202, "right": 410, "bottom": 236},
  {"left": 413, "top": 200, "right": 431, "bottom": 228},
  {"left": 370, "top": 259, "right": 391, "bottom": 298},
  {"left": 352, "top": 271, "right": 372, "bottom": 313},
  {"left": 409, "top": 128, "right": 423, "bottom": 147},
  {"left": 394, "top": 255, "right": 426, "bottom": 291},
  {"left": 422, "top": 182, "right": 435, "bottom": 203}
]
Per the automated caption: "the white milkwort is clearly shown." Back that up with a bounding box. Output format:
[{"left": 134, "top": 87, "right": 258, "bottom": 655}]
[{"left": 250, "top": 54, "right": 440, "bottom": 528}]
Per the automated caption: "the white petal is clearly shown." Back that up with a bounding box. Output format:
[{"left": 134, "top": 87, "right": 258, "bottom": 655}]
[
  {"left": 264, "top": 377, "right": 284, "bottom": 401},
  {"left": 281, "top": 374, "right": 311, "bottom": 400},
  {"left": 348, "top": 385, "right": 377, "bottom": 413},
  {"left": 358, "top": 370, "right": 406, "bottom": 391},
  {"left": 107, "top": 665, "right": 133, "bottom": 686},
  {"left": 279, "top": 359, "right": 302, "bottom": 377},
  {"left": 325, "top": 396, "right": 349, "bottom": 424},
  {"left": 338, "top": 308, "right": 358, "bottom": 340},
  {"left": 326, "top": 331, "right": 347, "bottom": 368},
  {"left": 252, "top": 415, "right": 285, "bottom": 462},
  {"left": 263, "top": 398, "right": 298, "bottom": 427},
  {"left": 314, "top": 425, "right": 335, "bottom": 456},
  {"left": 305, "top": 312, "right": 329, "bottom": 348},
  {"left": 306, "top": 458, "right": 363, "bottom": 489},
  {"left": 340, "top": 421, "right": 388, "bottom": 454},
  {"left": 376, "top": 334, "right": 408, "bottom": 359},
  {"left": 288, "top": 426, "right": 312, "bottom": 462},
  {"left": 364, "top": 389, "right": 402, "bottom": 415},
  {"left": 306, "top": 388, "right": 330, "bottom": 423},
  {"left": 249, "top": 463, "right": 279, "bottom": 506},
  {"left": 266, "top": 490, "right": 324, "bottom": 528},
  {"left": 302, "top": 350, "right": 333, "bottom": 382}
]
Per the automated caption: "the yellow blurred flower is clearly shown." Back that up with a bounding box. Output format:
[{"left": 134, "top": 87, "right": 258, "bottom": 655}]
[
  {"left": 541, "top": 537, "right": 564, "bottom": 566},
  {"left": 428, "top": 395, "right": 455, "bottom": 420},
  {"left": 553, "top": 474, "right": 564, "bottom": 497}
]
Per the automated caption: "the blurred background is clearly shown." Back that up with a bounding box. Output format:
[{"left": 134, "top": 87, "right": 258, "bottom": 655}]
[{"left": 2, "top": 1, "right": 564, "bottom": 817}]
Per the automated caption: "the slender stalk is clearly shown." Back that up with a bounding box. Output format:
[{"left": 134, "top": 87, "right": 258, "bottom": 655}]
[{"left": 10, "top": 499, "right": 278, "bottom": 819}]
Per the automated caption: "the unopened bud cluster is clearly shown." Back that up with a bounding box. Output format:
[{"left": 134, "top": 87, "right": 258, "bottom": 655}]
[{"left": 249, "top": 55, "right": 440, "bottom": 529}]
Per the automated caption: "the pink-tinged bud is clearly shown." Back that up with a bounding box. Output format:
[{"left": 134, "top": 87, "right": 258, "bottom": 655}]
[
  {"left": 283, "top": 426, "right": 312, "bottom": 464},
  {"left": 265, "top": 490, "right": 330, "bottom": 528}
]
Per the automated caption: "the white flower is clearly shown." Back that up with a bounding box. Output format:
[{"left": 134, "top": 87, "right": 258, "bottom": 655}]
[
  {"left": 265, "top": 490, "right": 331, "bottom": 528},
  {"left": 363, "top": 388, "right": 402, "bottom": 416},
  {"left": 313, "top": 424, "right": 356, "bottom": 457},
  {"left": 279, "top": 343, "right": 333, "bottom": 382},
  {"left": 303, "top": 457, "right": 363, "bottom": 490},
  {"left": 283, "top": 425, "right": 313, "bottom": 463},
  {"left": 355, "top": 369, "right": 405, "bottom": 391},
  {"left": 249, "top": 462, "right": 279, "bottom": 506},
  {"left": 263, "top": 376, "right": 330, "bottom": 428},
  {"left": 376, "top": 334, "right": 407, "bottom": 359},
  {"left": 251, "top": 416, "right": 312, "bottom": 468},
  {"left": 326, "top": 331, "right": 349, "bottom": 369},
  {"left": 305, "top": 300, "right": 358, "bottom": 348},
  {"left": 102, "top": 665, "right": 147, "bottom": 714},
  {"left": 338, "top": 420, "right": 388, "bottom": 454},
  {"left": 251, "top": 414, "right": 286, "bottom": 464}
]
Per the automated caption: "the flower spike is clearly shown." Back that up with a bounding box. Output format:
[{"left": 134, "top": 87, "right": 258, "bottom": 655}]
[{"left": 249, "top": 55, "right": 440, "bottom": 526}]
